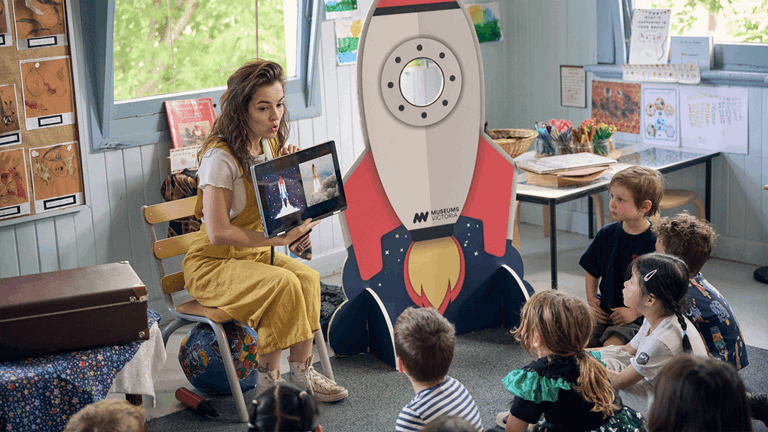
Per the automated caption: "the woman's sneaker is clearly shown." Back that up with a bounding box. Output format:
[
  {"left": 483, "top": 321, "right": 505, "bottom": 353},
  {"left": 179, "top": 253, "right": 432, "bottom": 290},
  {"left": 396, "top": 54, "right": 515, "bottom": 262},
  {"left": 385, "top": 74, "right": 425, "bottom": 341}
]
[
  {"left": 255, "top": 365, "right": 284, "bottom": 396},
  {"left": 288, "top": 355, "right": 349, "bottom": 402}
]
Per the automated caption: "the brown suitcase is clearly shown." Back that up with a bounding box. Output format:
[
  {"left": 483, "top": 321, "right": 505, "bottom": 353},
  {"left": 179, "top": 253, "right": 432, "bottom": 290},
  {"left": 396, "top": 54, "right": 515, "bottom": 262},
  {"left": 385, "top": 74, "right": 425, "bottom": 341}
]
[{"left": 0, "top": 261, "right": 149, "bottom": 362}]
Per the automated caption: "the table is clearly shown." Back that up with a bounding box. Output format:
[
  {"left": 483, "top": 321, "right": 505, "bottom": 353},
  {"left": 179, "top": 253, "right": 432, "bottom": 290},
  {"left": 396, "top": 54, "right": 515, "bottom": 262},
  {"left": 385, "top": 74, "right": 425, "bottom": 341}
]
[
  {"left": 0, "top": 310, "right": 162, "bottom": 431},
  {"left": 515, "top": 143, "right": 721, "bottom": 290}
]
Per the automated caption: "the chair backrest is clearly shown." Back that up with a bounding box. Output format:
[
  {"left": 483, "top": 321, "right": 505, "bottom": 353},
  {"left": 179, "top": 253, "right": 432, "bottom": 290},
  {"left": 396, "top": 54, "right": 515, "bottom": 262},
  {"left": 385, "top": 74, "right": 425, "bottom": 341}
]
[{"left": 141, "top": 196, "right": 198, "bottom": 310}]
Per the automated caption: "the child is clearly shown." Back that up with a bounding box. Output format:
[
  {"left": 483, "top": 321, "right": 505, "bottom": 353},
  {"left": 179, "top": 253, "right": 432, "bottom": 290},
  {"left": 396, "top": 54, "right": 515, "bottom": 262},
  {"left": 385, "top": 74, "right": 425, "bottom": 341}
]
[
  {"left": 394, "top": 307, "right": 483, "bottom": 432},
  {"left": 248, "top": 382, "right": 322, "bottom": 432},
  {"left": 593, "top": 252, "right": 708, "bottom": 417},
  {"left": 499, "top": 290, "right": 646, "bottom": 432},
  {"left": 63, "top": 399, "right": 145, "bottom": 432},
  {"left": 580, "top": 166, "right": 664, "bottom": 348},
  {"left": 653, "top": 213, "right": 748, "bottom": 370},
  {"left": 647, "top": 354, "right": 753, "bottom": 432}
]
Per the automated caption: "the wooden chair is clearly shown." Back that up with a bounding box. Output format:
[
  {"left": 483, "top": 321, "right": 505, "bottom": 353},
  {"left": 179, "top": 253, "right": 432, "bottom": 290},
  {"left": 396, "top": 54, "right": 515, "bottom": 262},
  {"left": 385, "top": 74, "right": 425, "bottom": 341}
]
[{"left": 141, "top": 196, "right": 334, "bottom": 422}]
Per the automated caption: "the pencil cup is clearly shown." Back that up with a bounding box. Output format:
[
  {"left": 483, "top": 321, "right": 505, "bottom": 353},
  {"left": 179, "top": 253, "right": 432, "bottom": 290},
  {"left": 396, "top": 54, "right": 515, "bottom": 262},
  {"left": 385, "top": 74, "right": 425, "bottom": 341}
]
[
  {"left": 534, "top": 136, "right": 557, "bottom": 157},
  {"left": 593, "top": 139, "right": 610, "bottom": 156}
]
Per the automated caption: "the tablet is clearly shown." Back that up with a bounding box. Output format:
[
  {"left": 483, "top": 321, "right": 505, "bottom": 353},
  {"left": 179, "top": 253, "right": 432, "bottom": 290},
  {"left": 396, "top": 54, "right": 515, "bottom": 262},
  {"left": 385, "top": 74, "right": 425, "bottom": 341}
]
[{"left": 250, "top": 140, "right": 347, "bottom": 238}]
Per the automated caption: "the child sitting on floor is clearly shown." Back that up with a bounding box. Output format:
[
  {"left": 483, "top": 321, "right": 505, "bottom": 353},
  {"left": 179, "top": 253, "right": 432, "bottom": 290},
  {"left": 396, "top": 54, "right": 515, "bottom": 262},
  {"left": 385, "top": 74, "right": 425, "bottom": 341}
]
[
  {"left": 247, "top": 382, "right": 322, "bottom": 432},
  {"left": 592, "top": 252, "right": 708, "bottom": 417},
  {"left": 498, "top": 290, "right": 646, "bottom": 432},
  {"left": 653, "top": 212, "right": 748, "bottom": 370},
  {"left": 394, "top": 307, "right": 483, "bottom": 432},
  {"left": 580, "top": 166, "right": 665, "bottom": 348},
  {"left": 63, "top": 399, "right": 145, "bottom": 432}
]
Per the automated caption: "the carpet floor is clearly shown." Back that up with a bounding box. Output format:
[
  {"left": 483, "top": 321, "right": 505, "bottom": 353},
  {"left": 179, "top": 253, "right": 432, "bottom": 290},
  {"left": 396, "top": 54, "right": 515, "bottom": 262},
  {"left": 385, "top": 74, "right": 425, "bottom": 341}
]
[{"left": 148, "top": 327, "right": 768, "bottom": 431}]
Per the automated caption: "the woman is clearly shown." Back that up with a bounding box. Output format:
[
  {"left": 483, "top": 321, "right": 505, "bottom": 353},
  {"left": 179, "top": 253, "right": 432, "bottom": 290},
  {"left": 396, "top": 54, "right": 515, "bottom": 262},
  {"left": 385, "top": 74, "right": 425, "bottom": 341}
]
[{"left": 182, "top": 59, "right": 348, "bottom": 402}]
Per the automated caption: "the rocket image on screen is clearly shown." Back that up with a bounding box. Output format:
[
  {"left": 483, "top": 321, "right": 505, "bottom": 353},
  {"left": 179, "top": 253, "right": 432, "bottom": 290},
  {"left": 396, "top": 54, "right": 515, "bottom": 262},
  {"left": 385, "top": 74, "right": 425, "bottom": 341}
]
[
  {"left": 300, "top": 154, "right": 340, "bottom": 206},
  {"left": 262, "top": 167, "right": 305, "bottom": 219}
]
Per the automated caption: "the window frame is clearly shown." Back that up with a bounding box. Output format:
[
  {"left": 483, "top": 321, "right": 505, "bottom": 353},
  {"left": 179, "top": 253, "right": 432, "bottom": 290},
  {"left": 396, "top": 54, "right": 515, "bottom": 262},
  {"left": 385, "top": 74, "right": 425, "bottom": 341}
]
[{"left": 74, "top": 0, "right": 322, "bottom": 153}]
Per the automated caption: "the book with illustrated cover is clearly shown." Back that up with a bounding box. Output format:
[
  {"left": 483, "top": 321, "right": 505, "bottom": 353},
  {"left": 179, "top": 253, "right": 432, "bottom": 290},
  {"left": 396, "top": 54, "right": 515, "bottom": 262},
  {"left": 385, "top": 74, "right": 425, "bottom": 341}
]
[
  {"left": 628, "top": 9, "right": 672, "bottom": 65},
  {"left": 164, "top": 98, "right": 216, "bottom": 149}
]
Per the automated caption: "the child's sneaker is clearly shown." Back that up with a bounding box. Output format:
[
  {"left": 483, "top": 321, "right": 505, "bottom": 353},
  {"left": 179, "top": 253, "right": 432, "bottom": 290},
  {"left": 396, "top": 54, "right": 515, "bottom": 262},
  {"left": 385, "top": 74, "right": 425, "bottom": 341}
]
[
  {"left": 289, "top": 355, "right": 349, "bottom": 402},
  {"left": 255, "top": 365, "right": 284, "bottom": 396},
  {"left": 496, "top": 411, "right": 508, "bottom": 428}
]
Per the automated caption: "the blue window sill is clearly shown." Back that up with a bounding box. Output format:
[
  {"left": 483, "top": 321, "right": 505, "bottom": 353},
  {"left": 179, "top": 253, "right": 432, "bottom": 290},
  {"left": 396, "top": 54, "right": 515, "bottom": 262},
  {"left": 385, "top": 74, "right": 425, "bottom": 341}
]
[{"left": 583, "top": 65, "right": 768, "bottom": 87}]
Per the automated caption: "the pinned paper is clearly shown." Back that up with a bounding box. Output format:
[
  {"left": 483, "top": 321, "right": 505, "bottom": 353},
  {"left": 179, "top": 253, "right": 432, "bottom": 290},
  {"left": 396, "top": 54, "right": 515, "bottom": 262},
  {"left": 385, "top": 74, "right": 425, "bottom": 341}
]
[
  {"left": 679, "top": 87, "right": 748, "bottom": 154},
  {"left": 623, "top": 63, "right": 700, "bottom": 84},
  {"left": 325, "top": 0, "right": 357, "bottom": 20},
  {"left": 335, "top": 19, "right": 362, "bottom": 65},
  {"left": 467, "top": 3, "right": 502, "bottom": 43},
  {"left": 641, "top": 85, "right": 679, "bottom": 147}
]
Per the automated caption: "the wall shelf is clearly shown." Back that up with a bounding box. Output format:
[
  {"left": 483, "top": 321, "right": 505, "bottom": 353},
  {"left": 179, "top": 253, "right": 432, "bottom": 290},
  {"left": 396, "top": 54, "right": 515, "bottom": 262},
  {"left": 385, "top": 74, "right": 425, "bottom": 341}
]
[{"left": 584, "top": 65, "right": 768, "bottom": 87}]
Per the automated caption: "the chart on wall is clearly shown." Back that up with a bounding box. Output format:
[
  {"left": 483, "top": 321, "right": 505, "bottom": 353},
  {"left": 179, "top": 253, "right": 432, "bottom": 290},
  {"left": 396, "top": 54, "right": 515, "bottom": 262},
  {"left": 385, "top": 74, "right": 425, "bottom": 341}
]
[
  {"left": 591, "top": 80, "right": 641, "bottom": 134},
  {"left": 0, "top": 147, "right": 31, "bottom": 220},
  {"left": 29, "top": 141, "right": 83, "bottom": 213},
  {"left": 12, "top": 0, "right": 68, "bottom": 50},
  {"left": 0, "top": 84, "right": 21, "bottom": 147},
  {"left": 641, "top": 85, "right": 679, "bottom": 146},
  {"left": 679, "top": 86, "right": 748, "bottom": 154},
  {"left": 19, "top": 56, "right": 74, "bottom": 130},
  {"left": 0, "top": 0, "right": 11, "bottom": 47}
]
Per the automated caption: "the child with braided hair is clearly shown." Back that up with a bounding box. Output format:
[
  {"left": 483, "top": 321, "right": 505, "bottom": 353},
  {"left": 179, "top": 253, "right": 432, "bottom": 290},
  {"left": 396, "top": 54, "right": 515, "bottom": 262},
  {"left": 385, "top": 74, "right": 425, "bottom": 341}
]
[
  {"left": 591, "top": 252, "right": 708, "bottom": 417},
  {"left": 247, "top": 382, "right": 322, "bottom": 432},
  {"left": 497, "top": 290, "right": 645, "bottom": 432}
]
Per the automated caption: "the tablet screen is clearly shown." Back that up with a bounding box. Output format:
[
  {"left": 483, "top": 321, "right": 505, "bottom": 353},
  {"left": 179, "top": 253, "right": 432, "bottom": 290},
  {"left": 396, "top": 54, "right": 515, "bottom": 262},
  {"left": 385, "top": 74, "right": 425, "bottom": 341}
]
[{"left": 250, "top": 140, "right": 347, "bottom": 238}]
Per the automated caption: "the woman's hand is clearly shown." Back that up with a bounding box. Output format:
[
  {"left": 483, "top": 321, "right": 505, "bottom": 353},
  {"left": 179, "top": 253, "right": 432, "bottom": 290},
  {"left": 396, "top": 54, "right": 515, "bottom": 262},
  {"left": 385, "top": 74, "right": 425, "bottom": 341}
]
[
  {"left": 278, "top": 218, "right": 320, "bottom": 246},
  {"left": 283, "top": 144, "right": 300, "bottom": 154}
]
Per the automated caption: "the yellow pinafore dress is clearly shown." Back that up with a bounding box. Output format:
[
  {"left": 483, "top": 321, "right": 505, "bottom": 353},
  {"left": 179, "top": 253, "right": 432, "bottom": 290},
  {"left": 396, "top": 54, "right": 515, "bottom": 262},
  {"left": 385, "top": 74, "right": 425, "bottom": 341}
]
[{"left": 182, "top": 140, "right": 320, "bottom": 355}]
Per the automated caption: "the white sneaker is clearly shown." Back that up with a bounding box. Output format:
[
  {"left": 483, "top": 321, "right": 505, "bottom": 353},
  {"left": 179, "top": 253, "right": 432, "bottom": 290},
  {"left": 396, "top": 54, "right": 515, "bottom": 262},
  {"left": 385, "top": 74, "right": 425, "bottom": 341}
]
[
  {"left": 496, "top": 411, "right": 509, "bottom": 428},
  {"left": 255, "top": 366, "right": 284, "bottom": 396},
  {"left": 289, "top": 355, "right": 349, "bottom": 403}
]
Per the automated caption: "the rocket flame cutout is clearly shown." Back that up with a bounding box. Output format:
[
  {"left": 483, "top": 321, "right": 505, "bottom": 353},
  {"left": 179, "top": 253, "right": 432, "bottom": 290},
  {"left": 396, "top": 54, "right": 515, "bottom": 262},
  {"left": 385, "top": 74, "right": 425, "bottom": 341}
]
[{"left": 404, "top": 236, "right": 465, "bottom": 313}]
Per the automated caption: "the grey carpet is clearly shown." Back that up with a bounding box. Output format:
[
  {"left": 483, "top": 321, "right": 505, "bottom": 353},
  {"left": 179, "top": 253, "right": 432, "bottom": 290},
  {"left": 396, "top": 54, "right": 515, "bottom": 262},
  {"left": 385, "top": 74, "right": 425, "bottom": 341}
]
[{"left": 147, "top": 327, "right": 768, "bottom": 431}]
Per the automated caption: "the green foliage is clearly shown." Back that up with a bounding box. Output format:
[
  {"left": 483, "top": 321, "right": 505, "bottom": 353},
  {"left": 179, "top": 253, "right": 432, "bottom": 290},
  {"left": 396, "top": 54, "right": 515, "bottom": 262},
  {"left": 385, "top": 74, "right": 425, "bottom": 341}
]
[
  {"left": 113, "top": 0, "right": 290, "bottom": 101},
  {"left": 645, "top": 0, "right": 766, "bottom": 43}
]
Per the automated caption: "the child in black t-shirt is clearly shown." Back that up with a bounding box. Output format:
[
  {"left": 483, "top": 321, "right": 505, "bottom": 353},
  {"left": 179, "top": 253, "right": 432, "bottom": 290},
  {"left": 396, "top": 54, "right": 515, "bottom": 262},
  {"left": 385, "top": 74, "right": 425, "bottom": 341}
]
[{"left": 579, "top": 166, "right": 664, "bottom": 347}]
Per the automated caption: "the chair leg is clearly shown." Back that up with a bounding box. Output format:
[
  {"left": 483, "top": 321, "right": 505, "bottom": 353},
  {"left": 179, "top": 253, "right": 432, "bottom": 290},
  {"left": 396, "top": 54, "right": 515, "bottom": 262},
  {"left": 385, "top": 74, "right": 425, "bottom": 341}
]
[
  {"left": 314, "top": 330, "right": 334, "bottom": 382},
  {"left": 161, "top": 318, "right": 189, "bottom": 347},
  {"left": 693, "top": 198, "right": 706, "bottom": 221},
  {"left": 542, "top": 205, "right": 551, "bottom": 237},
  {"left": 513, "top": 201, "right": 521, "bottom": 251},
  {"left": 211, "top": 323, "right": 249, "bottom": 422}
]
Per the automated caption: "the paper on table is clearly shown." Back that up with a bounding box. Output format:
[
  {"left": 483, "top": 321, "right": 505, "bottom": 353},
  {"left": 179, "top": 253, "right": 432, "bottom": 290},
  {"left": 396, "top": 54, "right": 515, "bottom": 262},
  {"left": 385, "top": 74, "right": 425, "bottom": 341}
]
[
  {"left": 517, "top": 153, "right": 616, "bottom": 174},
  {"left": 679, "top": 86, "right": 748, "bottom": 154}
]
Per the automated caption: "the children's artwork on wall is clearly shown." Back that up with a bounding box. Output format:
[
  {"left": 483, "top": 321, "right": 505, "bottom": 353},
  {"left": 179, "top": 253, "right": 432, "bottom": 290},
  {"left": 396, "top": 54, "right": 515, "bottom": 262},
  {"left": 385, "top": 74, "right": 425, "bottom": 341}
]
[
  {"left": 641, "top": 85, "right": 679, "bottom": 147},
  {"left": 325, "top": 0, "right": 357, "bottom": 20},
  {"left": 591, "top": 80, "right": 641, "bottom": 134},
  {"left": 299, "top": 154, "right": 339, "bottom": 206},
  {"left": 29, "top": 141, "right": 83, "bottom": 212},
  {"left": 0, "top": 147, "right": 30, "bottom": 220},
  {"left": 327, "top": 0, "right": 533, "bottom": 369},
  {"left": 0, "top": 0, "right": 12, "bottom": 47},
  {"left": 334, "top": 18, "right": 361, "bottom": 65},
  {"left": 0, "top": 84, "right": 21, "bottom": 147},
  {"left": 679, "top": 86, "right": 748, "bottom": 154},
  {"left": 467, "top": 3, "right": 502, "bottom": 43},
  {"left": 12, "top": 0, "right": 67, "bottom": 50},
  {"left": 19, "top": 56, "right": 74, "bottom": 130}
]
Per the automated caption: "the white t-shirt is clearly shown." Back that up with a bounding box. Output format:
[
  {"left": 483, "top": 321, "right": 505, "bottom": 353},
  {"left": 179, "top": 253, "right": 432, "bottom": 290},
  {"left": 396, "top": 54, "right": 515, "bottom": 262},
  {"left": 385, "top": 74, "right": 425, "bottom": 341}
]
[
  {"left": 629, "top": 314, "right": 708, "bottom": 381},
  {"left": 197, "top": 147, "right": 266, "bottom": 222}
]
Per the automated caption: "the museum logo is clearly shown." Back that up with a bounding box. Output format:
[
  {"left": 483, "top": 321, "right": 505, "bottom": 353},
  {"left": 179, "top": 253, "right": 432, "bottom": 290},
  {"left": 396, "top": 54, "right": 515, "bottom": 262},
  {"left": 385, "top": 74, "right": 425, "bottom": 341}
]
[{"left": 412, "top": 207, "right": 460, "bottom": 224}]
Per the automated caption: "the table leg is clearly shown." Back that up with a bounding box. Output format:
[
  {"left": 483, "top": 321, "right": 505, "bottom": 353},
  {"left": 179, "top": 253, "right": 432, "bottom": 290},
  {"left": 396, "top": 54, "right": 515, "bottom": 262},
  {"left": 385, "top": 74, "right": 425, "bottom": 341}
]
[
  {"left": 588, "top": 196, "right": 594, "bottom": 239},
  {"left": 549, "top": 204, "right": 558, "bottom": 290},
  {"left": 705, "top": 159, "right": 712, "bottom": 221}
]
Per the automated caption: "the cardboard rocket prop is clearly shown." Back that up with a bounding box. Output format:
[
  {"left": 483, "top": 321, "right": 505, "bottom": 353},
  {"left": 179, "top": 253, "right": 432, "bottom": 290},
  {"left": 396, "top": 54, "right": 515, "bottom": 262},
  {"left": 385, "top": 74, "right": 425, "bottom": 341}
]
[{"left": 328, "top": 0, "right": 534, "bottom": 368}]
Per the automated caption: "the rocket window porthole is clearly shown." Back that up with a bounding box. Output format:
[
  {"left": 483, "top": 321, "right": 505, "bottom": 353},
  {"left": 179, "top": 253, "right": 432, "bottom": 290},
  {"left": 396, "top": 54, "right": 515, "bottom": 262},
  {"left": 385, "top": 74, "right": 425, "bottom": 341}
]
[{"left": 399, "top": 57, "right": 444, "bottom": 107}]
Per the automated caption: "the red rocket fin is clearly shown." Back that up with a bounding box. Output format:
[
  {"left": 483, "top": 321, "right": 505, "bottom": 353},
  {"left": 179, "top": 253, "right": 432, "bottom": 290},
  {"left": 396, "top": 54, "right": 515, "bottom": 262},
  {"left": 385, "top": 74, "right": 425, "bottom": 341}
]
[
  {"left": 461, "top": 135, "right": 515, "bottom": 257},
  {"left": 344, "top": 152, "right": 402, "bottom": 280},
  {"left": 376, "top": 0, "right": 455, "bottom": 8}
]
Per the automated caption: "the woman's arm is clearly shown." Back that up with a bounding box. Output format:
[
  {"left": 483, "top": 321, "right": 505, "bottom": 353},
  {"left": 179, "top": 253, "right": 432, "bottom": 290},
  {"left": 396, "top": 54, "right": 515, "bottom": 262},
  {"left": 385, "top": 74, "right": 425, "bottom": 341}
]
[
  {"left": 606, "top": 365, "right": 644, "bottom": 390},
  {"left": 203, "top": 185, "right": 318, "bottom": 247}
]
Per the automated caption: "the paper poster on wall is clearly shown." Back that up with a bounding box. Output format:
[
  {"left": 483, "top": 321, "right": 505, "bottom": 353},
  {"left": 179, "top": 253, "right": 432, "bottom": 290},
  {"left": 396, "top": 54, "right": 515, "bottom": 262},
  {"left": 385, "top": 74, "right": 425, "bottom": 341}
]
[
  {"left": 325, "top": 0, "right": 357, "bottom": 20},
  {"left": 0, "top": 147, "right": 31, "bottom": 220},
  {"left": 628, "top": 9, "right": 671, "bottom": 65},
  {"left": 0, "top": 84, "right": 21, "bottom": 147},
  {"left": 12, "top": 0, "right": 68, "bottom": 50},
  {"left": 591, "top": 80, "right": 641, "bottom": 134},
  {"left": 641, "top": 85, "right": 679, "bottom": 146},
  {"left": 29, "top": 141, "right": 83, "bottom": 213},
  {"left": 467, "top": 3, "right": 502, "bottom": 43},
  {"left": 19, "top": 56, "right": 75, "bottom": 130},
  {"left": 335, "top": 19, "right": 361, "bottom": 65},
  {"left": 679, "top": 86, "right": 748, "bottom": 154},
  {"left": 0, "top": 0, "right": 12, "bottom": 47}
]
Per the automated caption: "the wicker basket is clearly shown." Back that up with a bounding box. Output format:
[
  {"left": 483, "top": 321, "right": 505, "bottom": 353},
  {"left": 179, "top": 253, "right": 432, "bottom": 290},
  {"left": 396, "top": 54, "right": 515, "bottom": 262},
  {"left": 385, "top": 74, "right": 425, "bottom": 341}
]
[{"left": 487, "top": 128, "right": 538, "bottom": 159}]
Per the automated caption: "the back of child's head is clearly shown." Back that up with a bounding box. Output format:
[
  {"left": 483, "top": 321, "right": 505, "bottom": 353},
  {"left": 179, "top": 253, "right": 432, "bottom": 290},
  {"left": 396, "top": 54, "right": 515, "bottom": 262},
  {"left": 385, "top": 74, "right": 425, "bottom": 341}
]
[
  {"left": 647, "top": 354, "right": 752, "bottom": 432},
  {"left": 248, "top": 382, "right": 320, "bottom": 432},
  {"left": 653, "top": 212, "right": 717, "bottom": 276},
  {"left": 514, "top": 290, "right": 617, "bottom": 419},
  {"left": 63, "top": 399, "right": 145, "bottom": 432},
  {"left": 609, "top": 166, "right": 664, "bottom": 217},
  {"left": 394, "top": 306, "right": 455, "bottom": 384},
  {"left": 421, "top": 415, "right": 477, "bottom": 432},
  {"left": 630, "top": 252, "right": 693, "bottom": 352}
]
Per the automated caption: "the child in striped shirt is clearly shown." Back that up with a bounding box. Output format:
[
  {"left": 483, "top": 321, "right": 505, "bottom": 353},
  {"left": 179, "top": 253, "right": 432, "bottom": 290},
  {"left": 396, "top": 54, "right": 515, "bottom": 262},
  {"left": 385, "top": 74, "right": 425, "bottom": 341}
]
[{"left": 394, "top": 307, "right": 483, "bottom": 432}]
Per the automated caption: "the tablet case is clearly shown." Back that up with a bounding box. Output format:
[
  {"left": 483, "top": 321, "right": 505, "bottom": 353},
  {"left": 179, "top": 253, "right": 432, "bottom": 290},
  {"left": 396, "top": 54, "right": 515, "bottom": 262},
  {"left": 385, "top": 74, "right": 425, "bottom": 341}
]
[{"left": 0, "top": 262, "right": 149, "bottom": 362}]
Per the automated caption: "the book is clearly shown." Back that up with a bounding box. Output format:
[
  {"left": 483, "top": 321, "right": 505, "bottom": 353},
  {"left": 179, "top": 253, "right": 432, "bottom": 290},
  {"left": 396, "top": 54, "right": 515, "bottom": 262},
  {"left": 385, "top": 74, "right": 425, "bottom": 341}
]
[
  {"left": 669, "top": 36, "right": 713, "bottom": 70},
  {"left": 522, "top": 166, "right": 610, "bottom": 187},
  {"left": 164, "top": 98, "right": 216, "bottom": 149},
  {"left": 517, "top": 153, "right": 616, "bottom": 174},
  {"left": 629, "top": 9, "right": 672, "bottom": 65}
]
